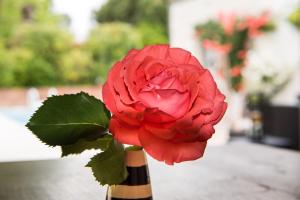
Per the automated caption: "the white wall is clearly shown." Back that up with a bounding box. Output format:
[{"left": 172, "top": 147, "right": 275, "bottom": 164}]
[{"left": 169, "top": 0, "right": 300, "bottom": 106}]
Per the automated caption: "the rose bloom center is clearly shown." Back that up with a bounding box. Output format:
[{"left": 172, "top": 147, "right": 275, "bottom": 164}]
[{"left": 138, "top": 69, "right": 190, "bottom": 119}]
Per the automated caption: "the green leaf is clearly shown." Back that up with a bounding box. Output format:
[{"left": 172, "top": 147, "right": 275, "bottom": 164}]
[
  {"left": 86, "top": 139, "right": 128, "bottom": 186},
  {"left": 61, "top": 134, "right": 113, "bottom": 157},
  {"left": 26, "top": 92, "right": 111, "bottom": 146}
]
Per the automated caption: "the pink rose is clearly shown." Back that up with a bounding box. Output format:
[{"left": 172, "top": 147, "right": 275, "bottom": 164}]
[
  {"left": 103, "top": 45, "right": 227, "bottom": 164},
  {"left": 203, "top": 39, "right": 232, "bottom": 54},
  {"left": 246, "top": 12, "right": 270, "bottom": 37},
  {"left": 219, "top": 12, "right": 236, "bottom": 36}
]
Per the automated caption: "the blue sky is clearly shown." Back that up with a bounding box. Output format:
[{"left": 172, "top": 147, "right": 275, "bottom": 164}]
[{"left": 52, "top": 0, "right": 106, "bottom": 42}]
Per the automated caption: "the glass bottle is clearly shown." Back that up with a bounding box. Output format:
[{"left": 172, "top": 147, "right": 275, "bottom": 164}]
[{"left": 106, "top": 148, "right": 153, "bottom": 200}]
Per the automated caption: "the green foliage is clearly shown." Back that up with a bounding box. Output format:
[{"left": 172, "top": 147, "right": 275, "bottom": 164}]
[
  {"left": 1, "top": 24, "right": 99, "bottom": 87},
  {"left": 0, "top": 0, "right": 79, "bottom": 87},
  {"left": 229, "top": 28, "right": 248, "bottom": 66},
  {"left": 0, "top": 0, "right": 57, "bottom": 39},
  {"left": 0, "top": 0, "right": 169, "bottom": 87},
  {"left": 9, "top": 24, "right": 73, "bottom": 64},
  {"left": 27, "top": 92, "right": 129, "bottom": 186},
  {"left": 137, "top": 22, "right": 168, "bottom": 45},
  {"left": 195, "top": 21, "right": 226, "bottom": 43},
  {"left": 7, "top": 40, "right": 62, "bottom": 87},
  {"left": 94, "top": 0, "right": 169, "bottom": 46},
  {"left": 195, "top": 14, "right": 275, "bottom": 91},
  {"left": 0, "top": 47, "right": 15, "bottom": 86},
  {"left": 84, "top": 23, "right": 143, "bottom": 83},
  {"left": 94, "top": 0, "right": 168, "bottom": 29},
  {"left": 0, "top": 46, "right": 38, "bottom": 87},
  {"left": 86, "top": 139, "right": 128, "bottom": 186},
  {"left": 260, "top": 21, "right": 276, "bottom": 32},
  {"left": 24, "top": 57, "right": 57, "bottom": 86},
  {"left": 61, "top": 134, "right": 113, "bottom": 156},
  {"left": 126, "top": 145, "right": 143, "bottom": 151},
  {"left": 289, "top": 7, "right": 300, "bottom": 30},
  {"left": 26, "top": 92, "right": 111, "bottom": 146},
  {"left": 5, "top": 24, "right": 74, "bottom": 86},
  {"left": 59, "top": 48, "right": 93, "bottom": 84},
  {"left": 3, "top": 47, "right": 33, "bottom": 86}
]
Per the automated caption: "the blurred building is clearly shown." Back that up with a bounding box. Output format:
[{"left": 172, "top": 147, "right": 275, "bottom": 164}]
[
  {"left": 169, "top": 0, "right": 300, "bottom": 148},
  {"left": 169, "top": 0, "right": 300, "bottom": 105}
]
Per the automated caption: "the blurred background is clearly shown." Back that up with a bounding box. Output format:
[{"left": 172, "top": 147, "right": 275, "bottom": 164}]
[{"left": 0, "top": 0, "right": 299, "bottom": 162}]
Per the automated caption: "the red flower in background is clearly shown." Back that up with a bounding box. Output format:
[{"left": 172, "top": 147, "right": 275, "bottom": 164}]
[
  {"left": 203, "top": 39, "right": 232, "bottom": 54},
  {"left": 246, "top": 12, "right": 270, "bottom": 38},
  {"left": 219, "top": 12, "right": 236, "bottom": 35},
  {"left": 103, "top": 45, "right": 227, "bottom": 164},
  {"left": 237, "top": 50, "right": 247, "bottom": 59},
  {"left": 230, "top": 65, "right": 243, "bottom": 77}
]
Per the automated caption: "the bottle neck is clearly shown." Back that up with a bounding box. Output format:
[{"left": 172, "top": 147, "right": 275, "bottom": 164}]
[{"left": 125, "top": 149, "right": 147, "bottom": 167}]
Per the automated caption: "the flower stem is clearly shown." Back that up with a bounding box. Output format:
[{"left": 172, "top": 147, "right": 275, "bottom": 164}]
[{"left": 126, "top": 145, "right": 143, "bottom": 151}]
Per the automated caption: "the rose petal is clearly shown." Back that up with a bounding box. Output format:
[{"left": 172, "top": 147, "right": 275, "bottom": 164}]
[
  {"left": 113, "top": 111, "right": 141, "bottom": 126},
  {"left": 187, "top": 55, "right": 204, "bottom": 67},
  {"left": 142, "top": 57, "right": 166, "bottom": 80},
  {"left": 102, "top": 82, "right": 117, "bottom": 113},
  {"left": 123, "top": 49, "right": 139, "bottom": 62},
  {"left": 139, "top": 89, "right": 190, "bottom": 118},
  {"left": 211, "top": 101, "right": 227, "bottom": 125},
  {"left": 123, "top": 60, "right": 145, "bottom": 100},
  {"left": 102, "top": 62, "right": 123, "bottom": 113},
  {"left": 176, "top": 97, "right": 213, "bottom": 130},
  {"left": 114, "top": 93, "right": 137, "bottom": 114},
  {"left": 143, "top": 122, "right": 177, "bottom": 140},
  {"left": 113, "top": 76, "right": 135, "bottom": 105},
  {"left": 134, "top": 45, "right": 169, "bottom": 62},
  {"left": 197, "top": 70, "right": 217, "bottom": 100},
  {"left": 138, "top": 129, "right": 207, "bottom": 165},
  {"left": 197, "top": 123, "right": 215, "bottom": 141},
  {"left": 172, "top": 131, "right": 199, "bottom": 143},
  {"left": 109, "top": 117, "right": 141, "bottom": 146},
  {"left": 143, "top": 107, "right": 175, "bottom": 123},
  {"left": 168, "top": 48, "right": 192, "bottom": 65},
  {"left": 194, "top": 92, "right": 226, "bottom": 125}
]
